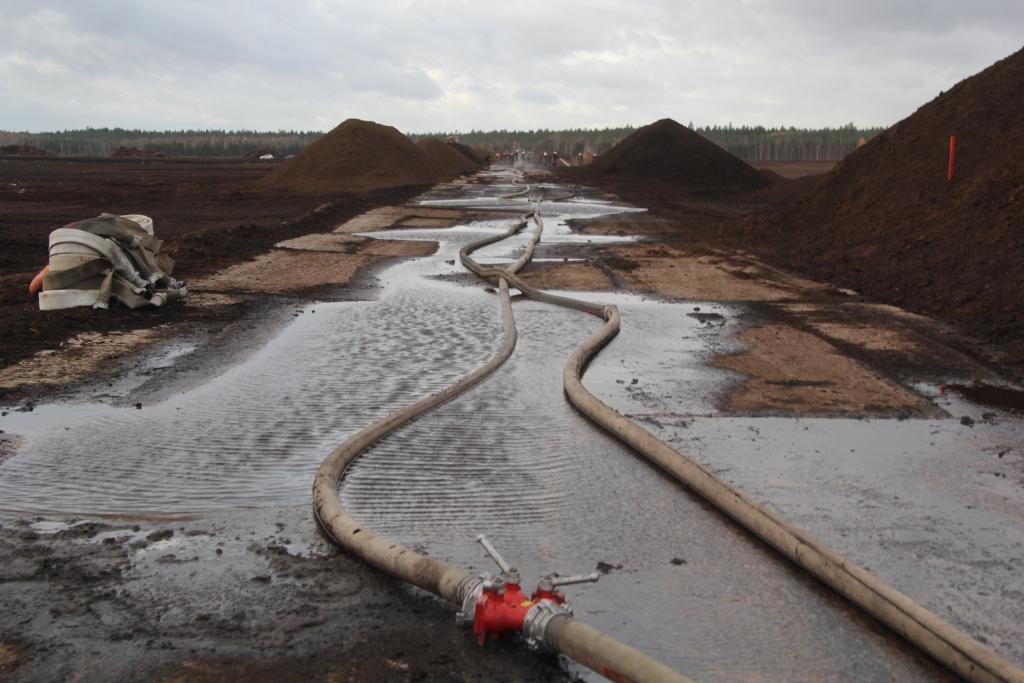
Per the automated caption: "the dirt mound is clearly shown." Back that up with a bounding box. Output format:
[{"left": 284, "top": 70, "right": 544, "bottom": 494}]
[
  {"left": 581, "top": 119, "right": 771, "bottom": 193},
  {"left": 1, "top": 145, "right": 53, "bottom": 156},
  {"left": 259, "top": 119, "right": 443, "bottom": 194},
  {"left": 746, "top": 47, "right": 1024, "bottom": 357},
  {"left": 416, "top": 138, "right": 481, "bottom": 176},
  {"left": 111, "top": 146, "right": 164, "bottom": 158},
  {"left": 446, "top": 141, "right": 487, "bottom": 166}
]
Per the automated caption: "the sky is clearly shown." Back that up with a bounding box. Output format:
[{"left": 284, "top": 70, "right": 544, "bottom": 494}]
[{"left": 2, "top": 0, "right": 1023, "bottom": 134}]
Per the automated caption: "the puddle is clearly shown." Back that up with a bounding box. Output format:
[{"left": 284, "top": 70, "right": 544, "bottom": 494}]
[
  {"left": 1, "top": 171, "right": 1020, "bottom": 680},
  {"left": 0, "top": 177, "right": 647, "bottom": 516}
]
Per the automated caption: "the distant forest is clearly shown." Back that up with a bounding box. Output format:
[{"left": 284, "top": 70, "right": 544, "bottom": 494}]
[
  {"left": 412, "top": 124, "right": 883, "bottom": 161},
  {"left": 0, "top": 129, "right": 322, "bottom": 158},
  {"left": 1, "top": 123, "right": 883, "bottom": 161}
]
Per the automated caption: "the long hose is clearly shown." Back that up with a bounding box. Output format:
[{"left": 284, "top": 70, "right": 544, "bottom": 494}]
[
  {"left": 315, "top": 185, "right": 1024, "bottom": 682},
  {"left": 313, "top": 203, "right": 689, "bottom": 681}
]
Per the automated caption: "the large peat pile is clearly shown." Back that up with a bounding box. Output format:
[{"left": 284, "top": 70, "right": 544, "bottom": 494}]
[
  {"left": 259, "top": 119, "right": 442, "bottom": 194},
  {"left": 416, "top": 138, "right": 481, "bottom": 177},
  {"left": 751, "top": 48, "right": 1024, "bottom": 356},
  {"left": 581, "top": 118, "right": 771, "bottom": 193}
]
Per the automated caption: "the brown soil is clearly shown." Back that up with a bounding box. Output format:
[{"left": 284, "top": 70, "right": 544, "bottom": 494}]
[
  {"left": 750, "top": 160, "right": 838, "bottom": 179},
  {"left": 716, "top": 324, "right": 930, "bottom": 415},
  {"left": 447, "top": 141, "right": 488, "bottom": 166},
  {"left": 0, "top": 156, "right": 426, "bottom": 376},
  {"left": 549, "top": 210, "right": 1006, "bottom": 412},
  {"left": 601, "top": 243, "right": 827, "bottom": 302},
  {"left": 556, "top": 50, "right": 1024, "bottom": 368},
  {"left": 111, "top": 146, "right": 165, "bottom": 158},
  {"left": 258, "top": 119, "right": 443, "bottom": 194},
  {"left": 1, "top": 145, "right": 53, "bottom": 157},
  {"left": 192, "top": 238, "right": 435, "bottom": 293},
  {"left": 519, "top": 261, "right": 613, "bottom": 290},
  {"left": 571, "top": 118, "right": 772, "bottom": 195},
  {"left": 732, "top": 48, "right": 1024, "bottom": 361},
  {"left": 947, "top": 383, "right": 1024, "bottom": 415},
  {"left": 416, "top": 138, "right": 481, "bottom": 177}
]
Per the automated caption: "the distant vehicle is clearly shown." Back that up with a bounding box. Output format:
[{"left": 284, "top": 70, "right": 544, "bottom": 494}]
[{"left": 259, "top": 154, "right": 275, "bottom": 160}]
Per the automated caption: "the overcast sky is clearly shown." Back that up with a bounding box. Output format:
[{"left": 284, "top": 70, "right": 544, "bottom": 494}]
[{"left": 2, "top": 0, "right": 1022, "bottom": 133}]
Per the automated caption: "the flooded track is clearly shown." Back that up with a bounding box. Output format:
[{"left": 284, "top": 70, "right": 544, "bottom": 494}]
[{"left": 2, "top": 171, "right": 1023, "bottom": 680}]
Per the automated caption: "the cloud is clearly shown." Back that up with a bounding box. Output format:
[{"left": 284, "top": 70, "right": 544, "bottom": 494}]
[{"left": 1, "top": 0, "right": 1022, "bottom": 132}]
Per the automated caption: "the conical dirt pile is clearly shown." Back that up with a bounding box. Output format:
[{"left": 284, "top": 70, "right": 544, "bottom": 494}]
[
  {"left": 584, "top": 118, "right": 770, "bottom": 192},
  {"left": 259, "top": 119, "right": 442, "bottom": 194},
  {"left": 754, "top": 47, "right": 1024, "bottom": 353},
  {"left": 416, "top": 138, "right": 481, "bottom": 177}
]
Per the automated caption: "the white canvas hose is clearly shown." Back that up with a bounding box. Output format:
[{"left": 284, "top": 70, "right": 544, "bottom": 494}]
[
  {"left": 315, "top": 188, "right": 1023, "bottom": 682},
  {"left": 314, "top": 206, "right": 690, "bottom": 682}
]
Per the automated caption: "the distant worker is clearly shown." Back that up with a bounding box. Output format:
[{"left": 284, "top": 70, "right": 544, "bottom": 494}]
[{"left": 551, "top": 151, "right": 559, "bottom": 167}]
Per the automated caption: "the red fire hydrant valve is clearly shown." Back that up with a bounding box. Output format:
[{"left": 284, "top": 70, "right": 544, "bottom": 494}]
[
  {"left": 472, "top": 577, "right": 534, "bottom": 645},
  {"left": 467, "top": 534, "right": 600, "bottom": 646}
]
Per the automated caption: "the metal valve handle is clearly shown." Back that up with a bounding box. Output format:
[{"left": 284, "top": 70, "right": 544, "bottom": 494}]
[
  {"left": 548, "top": 572, "right": 600, "bottom": 588},
  {"left": 476, "top": 534, "right": 517, "bottom": 578}
]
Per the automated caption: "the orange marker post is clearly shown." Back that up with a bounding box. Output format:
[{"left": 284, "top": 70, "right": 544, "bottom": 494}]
[{"left": 947, "top": 134, "right": 956, "bottom": 182}]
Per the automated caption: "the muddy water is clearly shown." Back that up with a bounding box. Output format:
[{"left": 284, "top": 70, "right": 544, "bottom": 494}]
[{"left": 1, "top": 172, "right": 1019, "bottom": 680}]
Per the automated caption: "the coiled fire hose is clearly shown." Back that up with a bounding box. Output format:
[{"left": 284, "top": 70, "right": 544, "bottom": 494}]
[{"left": 315, "top": 187, "right": 1024, "bottom": 682}]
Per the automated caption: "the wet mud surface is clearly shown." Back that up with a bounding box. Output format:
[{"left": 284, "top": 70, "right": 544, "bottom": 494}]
[
  {"left": 2, "top": 170, "right": 1023, "bottom": 680},
  {"left": 0, "top": 156, "right": 427, "bottom": 373}
]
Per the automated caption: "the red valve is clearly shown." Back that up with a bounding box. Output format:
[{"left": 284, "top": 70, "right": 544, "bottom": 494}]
[
  {"left": 472, "top": 579, "right": 536, "bottom": 645},
  {"left": 530, "top": 586, "right": 566, "bottom": 604},
  {"left": 469, "top": 535, "right": 599, "bottom": 645}
]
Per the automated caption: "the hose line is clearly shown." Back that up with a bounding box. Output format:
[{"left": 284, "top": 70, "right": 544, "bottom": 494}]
[{"left": 315, "top": 185, "right": 1023, "bottom": 683}]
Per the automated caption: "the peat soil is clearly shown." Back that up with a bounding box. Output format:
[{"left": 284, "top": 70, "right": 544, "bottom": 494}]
[
  {"left": 552, "top": 164, "right": 1024, "bottom": 379},
  {"left": 0, "top": 156, "right": 427, "bottom": 379},
  {"left": 0, "top": 508, "right": 566, "bottom": 683},
  {"left": 0, "top": 167, "right": 570, "bottom": 682}
]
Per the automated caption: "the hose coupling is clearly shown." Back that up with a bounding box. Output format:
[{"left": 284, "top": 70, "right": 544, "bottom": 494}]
[
  {"left": 456, "top": 576, "right": 484, "bottom": 626},
  {"left": 522, "top": 599, "right": 573, "bottom": 652}
]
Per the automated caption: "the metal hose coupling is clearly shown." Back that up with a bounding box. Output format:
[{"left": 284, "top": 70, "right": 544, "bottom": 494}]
[
  {"left": 455, "top": 576, "right": 484, "bottom": 625},
  {"left": 522, "top": 599, "right": 573, "bottom": 651}
]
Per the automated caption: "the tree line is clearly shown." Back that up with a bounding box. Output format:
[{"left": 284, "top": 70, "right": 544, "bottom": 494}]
[
  {"left": 1, "top": 123, "right": 883, "bottom": 161},
  {"left": 412, "top": 123, "right": 883, "bottom": 161},
  {"left": 0, "top": 128, "right": 320, "bottom": 158}
]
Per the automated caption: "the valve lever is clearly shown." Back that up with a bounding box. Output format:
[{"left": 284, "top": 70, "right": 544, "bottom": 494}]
[
  {"left": 476, "top": 534, "right": 514, "bottom": 574},
  {"left": 549, "top": 572, "right": 600, "bottom": 588}
]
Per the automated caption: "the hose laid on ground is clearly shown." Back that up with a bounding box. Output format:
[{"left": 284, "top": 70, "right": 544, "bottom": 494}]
[
  {"left": 314, "top": 203, "right": 691, "bottom": 682},
  {"left": 465, "top": 207, "right": 1024, "bottom": 683},
  {"left": 316, "top": 185, "right": 1023, "bottom": 682}
]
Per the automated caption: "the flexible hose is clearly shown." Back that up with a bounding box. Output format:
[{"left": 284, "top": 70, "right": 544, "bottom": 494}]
[
  {"left": 315, "top": 185, "right": 1022, "bottom": 682},
  {"left": 314, "top": 204, "right": 691, "bottom": 682},
  {"left": 468, "top": 208, "right": 1024, "bottom": 683}
]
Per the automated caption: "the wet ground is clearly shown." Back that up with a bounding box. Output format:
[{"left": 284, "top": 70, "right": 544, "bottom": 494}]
[{"left": 1, "top": 170, "right": 1023, "bottom": 681}]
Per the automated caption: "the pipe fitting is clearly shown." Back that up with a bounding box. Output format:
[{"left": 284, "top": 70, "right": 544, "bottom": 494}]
[
  {"left": 522, "top": 600, "right": 573, "bottom": 651},
  {"left": 456, "top": 577, "right": 484, "bottom": 625}
]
